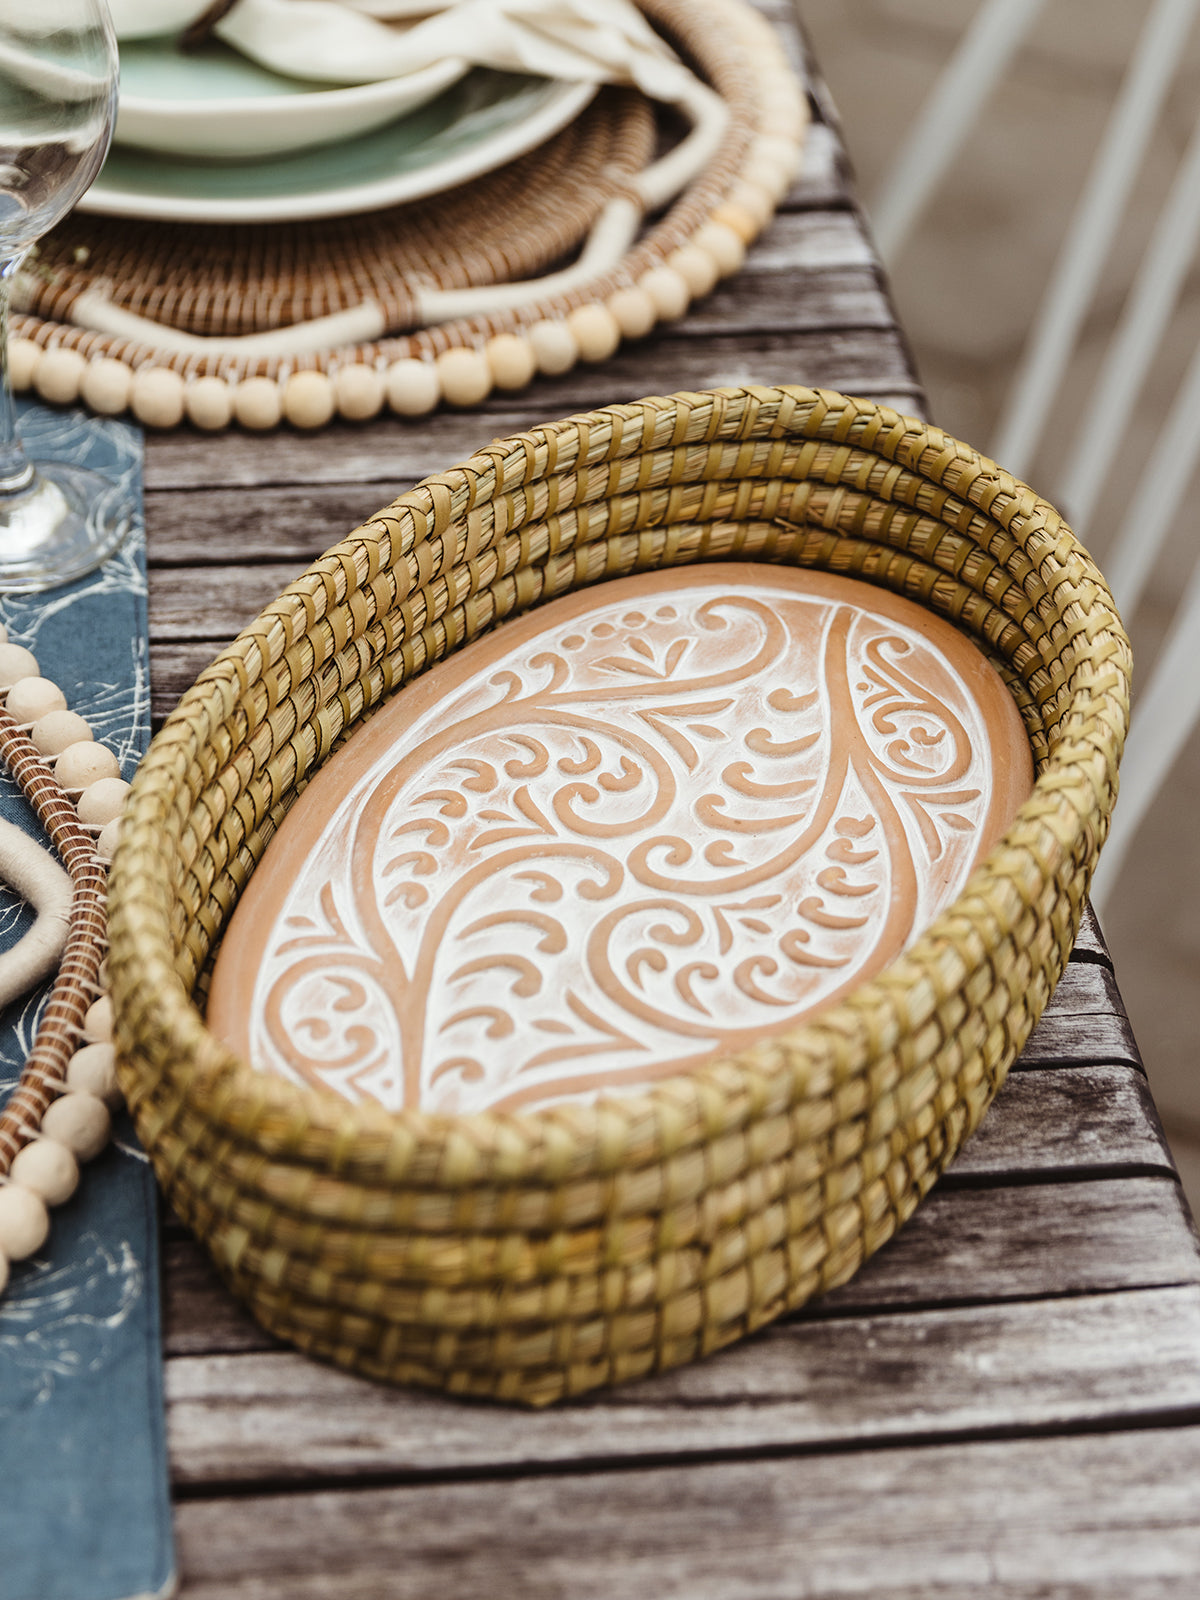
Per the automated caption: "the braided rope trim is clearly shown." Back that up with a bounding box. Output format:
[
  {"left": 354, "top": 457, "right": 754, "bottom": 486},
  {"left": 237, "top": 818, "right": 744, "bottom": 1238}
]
[{"left": 0, "top": 710, "right": 109, "bottom": 1171}]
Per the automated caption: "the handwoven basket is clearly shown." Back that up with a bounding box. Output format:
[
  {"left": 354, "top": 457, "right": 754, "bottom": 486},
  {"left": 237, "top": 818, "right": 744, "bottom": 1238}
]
[{"left": 108, "top": 386, "right": 1132, "bottom": 1405}]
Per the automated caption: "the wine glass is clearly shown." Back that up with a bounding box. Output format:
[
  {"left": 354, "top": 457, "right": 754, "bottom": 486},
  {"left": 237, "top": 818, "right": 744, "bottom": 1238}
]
[{"left": 0, "top": 0, "right": 122, "bottom": 592}]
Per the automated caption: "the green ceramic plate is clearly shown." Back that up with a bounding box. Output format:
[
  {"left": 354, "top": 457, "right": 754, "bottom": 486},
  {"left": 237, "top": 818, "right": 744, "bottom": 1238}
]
[
  {"left": 114, "top": 37, "right": 467, "bottom": 160},
  {"left": 86, "top": 68, "right": 595, "bottom": 223}
]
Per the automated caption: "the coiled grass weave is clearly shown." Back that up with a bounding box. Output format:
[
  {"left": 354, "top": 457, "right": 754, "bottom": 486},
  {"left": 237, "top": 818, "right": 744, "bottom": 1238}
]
[{"left": 108, "top": 386, "right": 1132, "bottom": 1405}]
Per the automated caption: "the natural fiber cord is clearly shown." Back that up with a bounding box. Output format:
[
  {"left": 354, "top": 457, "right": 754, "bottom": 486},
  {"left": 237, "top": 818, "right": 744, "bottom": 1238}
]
[{"left": 107, "top": 387, "right": 1132, "bottom": 1405}]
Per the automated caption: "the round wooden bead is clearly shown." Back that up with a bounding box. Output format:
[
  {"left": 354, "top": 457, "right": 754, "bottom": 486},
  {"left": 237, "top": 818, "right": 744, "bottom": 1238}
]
[
  {"left": 234, "top": 376, "right": 283, "bottom": 431},
  {"left": 567, "top": 303, "right": 621, "bottom": 363},
  {"left": 83, "top": 994, "right": 114, "bottom": 1044},
  {"left": 638, "top": 266, "right": 690, "bottom": 322},
  {"left": 333, "top": 363, "right": 386, "bottom": 421},
  {"left": 780, "top": 105, "right": 809, "bottom": 142},
  {"left": 66, "top": 1042, "right": 121, "bottom": 1109},
  {"left": 96, "top": 816, "right": 123, "bottom": 864},
  {"left": 10, "top": 1139, "right": 79, "bottom": 1206},
  {"left": 30, "top": 709, "right": 92, "bottom": 757},
  {"left": 283, "top": 370, "right": 335, "bottom": 430},
  {"left": 667, "top": 244, "right": 719, "bottom": 299},
  {"left": 694, "top": 221, "right": 747, "bottom": 277},
  {"left": 34, "top": 346, "right": 87, "bottom": 406},
  {"left": 6, "top": 676, "right": 67, "bottom": 723},
  {"left": 385, "top": 358, "right": 440, "bottom": 417},
  {"left": 76, "top": 775, "right": 131, "bottom": 827},
  {"left": 54, "top": 740, "right": 120, "bottom": 792},
  {"left": 131, "top": 366, "right": 186, "bottom": 429},
  {"left": 755, "top": 133, "right": 800, "bottom": 170},
  {"left": 485, "top": 333, "right": 535, "bottom": 392},
  {"left": 0, "top": 1182, "right": 49, "bottom": 1260},
  {"left": 436, "top": 346, "right": 491, "bottom": 407},
  {"left": 607, "top": 286, "right": 657, "bottom": 340},
  {"left": 81, "top": 357, "right": 134, "bottom": 416},
  {"left": 743, "top": 156, "right": 793, "bottom": 204},
  {"left": 723, "top": 183, "right": 774, "bottom": 232},
  {"left": 528, "top": 319, "right": 577, "bottom": 376},
  {"left": 186, "top": 375, "right": 234, "bottom": 432},
  {"left": 41, "top": 1092, "right": 111, "bottom": 1162},
  {"left": 0, "top": 644, "right": 40, "bottom": 689},
  {"left": 9, "top": 338, "right": 40, "bottom": 391}
]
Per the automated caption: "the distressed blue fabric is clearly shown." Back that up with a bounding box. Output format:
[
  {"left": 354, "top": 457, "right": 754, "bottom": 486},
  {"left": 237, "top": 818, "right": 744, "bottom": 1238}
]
[{"left": 0, "top": 402, "right": 174, "bottom": 1600}]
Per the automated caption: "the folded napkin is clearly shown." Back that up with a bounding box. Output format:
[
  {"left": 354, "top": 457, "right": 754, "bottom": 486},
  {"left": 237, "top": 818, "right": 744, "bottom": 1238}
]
[{"left": 110, "top": 0, "right": 696, "bottom": 102}]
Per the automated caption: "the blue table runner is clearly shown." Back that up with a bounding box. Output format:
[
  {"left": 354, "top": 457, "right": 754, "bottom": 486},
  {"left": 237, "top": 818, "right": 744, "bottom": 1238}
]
[{"left": 0, "top": 402, "right": 175, "bottom": 1600}]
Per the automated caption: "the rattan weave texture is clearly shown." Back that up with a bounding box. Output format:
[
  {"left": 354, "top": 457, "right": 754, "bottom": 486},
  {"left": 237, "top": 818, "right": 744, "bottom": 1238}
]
[
  {"left": 25, "top": 87, "right": 656, "bottom": 343},
  {"left": 107, "top": 386, "right": 1132, "bottom": 1405}
]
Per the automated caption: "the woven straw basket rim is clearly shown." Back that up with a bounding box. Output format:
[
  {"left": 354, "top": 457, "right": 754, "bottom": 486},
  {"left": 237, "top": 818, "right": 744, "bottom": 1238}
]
[{"left": 108, "top": 385, "right": 1131, "bottom": 1402}]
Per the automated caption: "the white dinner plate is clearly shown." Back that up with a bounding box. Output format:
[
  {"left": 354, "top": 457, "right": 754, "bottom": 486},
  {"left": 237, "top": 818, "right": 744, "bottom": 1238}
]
[
  {"left": 115, "top": 36, "right": 468, "bottom": 160},
  {"left": 85, "top": 69, "right": 595, "bottom": 224}
]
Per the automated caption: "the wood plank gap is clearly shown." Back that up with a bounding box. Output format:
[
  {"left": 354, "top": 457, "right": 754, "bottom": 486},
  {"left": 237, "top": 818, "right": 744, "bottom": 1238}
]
[
  {"left": 795, "top": 1276, "right": 1200, "bottom": 1325},
  {"left": 168, "top": 1397, "right": 1200, "bottom": 1507},
  {"left": 937, "top": 1160, "right": 1181, "bottom": 1193}
]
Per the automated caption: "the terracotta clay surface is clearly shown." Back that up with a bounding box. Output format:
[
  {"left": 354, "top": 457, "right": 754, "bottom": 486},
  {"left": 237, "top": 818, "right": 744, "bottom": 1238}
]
[{"left": 207, "top": 564, "right": 1033, "bottom": 1113}]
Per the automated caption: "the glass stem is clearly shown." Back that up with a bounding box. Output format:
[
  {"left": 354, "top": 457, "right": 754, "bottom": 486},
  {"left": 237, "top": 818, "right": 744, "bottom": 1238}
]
[{"left": 0, "top": 253, "right": 34, "bottom": 498}]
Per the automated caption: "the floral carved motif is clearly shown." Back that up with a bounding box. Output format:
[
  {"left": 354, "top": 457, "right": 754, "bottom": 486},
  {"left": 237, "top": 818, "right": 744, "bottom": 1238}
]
[{"left": 208, "top": 565, "right": 1032, "bottom": 1112}]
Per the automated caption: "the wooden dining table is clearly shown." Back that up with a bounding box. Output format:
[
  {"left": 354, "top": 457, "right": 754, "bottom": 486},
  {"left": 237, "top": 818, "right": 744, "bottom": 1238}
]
[{"left": 138, "top": 4, "right": 1200, "bottom": 1593}]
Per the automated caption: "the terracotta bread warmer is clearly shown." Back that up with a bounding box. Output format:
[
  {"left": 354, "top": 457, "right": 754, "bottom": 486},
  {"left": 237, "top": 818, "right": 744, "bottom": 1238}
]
[{"left": 107, "top": 386, "right": 1132, "bottom": 1405}]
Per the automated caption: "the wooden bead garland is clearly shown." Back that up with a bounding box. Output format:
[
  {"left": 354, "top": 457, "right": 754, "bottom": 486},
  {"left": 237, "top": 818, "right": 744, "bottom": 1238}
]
[{"left": 0, "top": 620, "right": 129, "bottom": 1298}]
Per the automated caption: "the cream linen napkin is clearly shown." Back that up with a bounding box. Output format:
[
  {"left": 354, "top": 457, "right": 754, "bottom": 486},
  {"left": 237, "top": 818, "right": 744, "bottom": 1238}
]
[{"left": 109, "top": 0, "right": 697, "bottom": 102}]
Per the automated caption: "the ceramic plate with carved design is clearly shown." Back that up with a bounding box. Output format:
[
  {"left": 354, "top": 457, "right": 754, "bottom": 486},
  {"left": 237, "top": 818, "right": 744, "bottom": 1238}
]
[{"left": 207, "top": 565, "right": 1033, "bottom": 1114}]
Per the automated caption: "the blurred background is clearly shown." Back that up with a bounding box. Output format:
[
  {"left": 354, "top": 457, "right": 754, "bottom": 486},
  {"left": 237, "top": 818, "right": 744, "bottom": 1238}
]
[{"left": 800, "top": 0, "right": 1200, "bottom": 1211}]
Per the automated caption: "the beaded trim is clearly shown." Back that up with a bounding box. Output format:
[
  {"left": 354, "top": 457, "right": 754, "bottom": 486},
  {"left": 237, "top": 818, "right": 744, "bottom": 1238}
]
[{"left": 0, "top": 633, "right": 129, "bottom": 1294}]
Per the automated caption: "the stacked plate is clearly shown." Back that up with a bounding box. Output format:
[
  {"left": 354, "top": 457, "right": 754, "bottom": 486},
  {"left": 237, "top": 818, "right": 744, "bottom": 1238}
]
[{"left": 95, "top": 34, "right": 595, "bottom": 223}]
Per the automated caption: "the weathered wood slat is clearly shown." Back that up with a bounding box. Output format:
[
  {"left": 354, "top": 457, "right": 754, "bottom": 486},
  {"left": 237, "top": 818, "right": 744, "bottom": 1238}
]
[
  {"left": 170, "top": 1425, "right": 1200, "bottom": 1600},
  {"left": 1016, "top": 962, "right": 1139, "bottom": 1069},
  {"left": 164, "top": 1284, "right": 1200, "bottom": 1487},
  {"left": 162, "top": 1171, "right": 1200, "bottom": 1367},
  {"left": 142, "top": 407, "right": 582, "bottom": 492},
  {"left": 734, "top": 211, "right": 877, "bottom": 275},
  {"left": 823, "top": 1175, "right": 1200, "bottom": 1313},
  {"left": 150, "top": 642, "right": 224, "bottom": 724},
  {"left": 1072, "top": 902, "right": 1112, "bottom": 965},
  {"left": 671, "top": 266, "right": 894, "bottom": 341},
  {"left": 1019, "top": 962, "right": 1140, "bottom": 1069},
  {"left": 144, "top": 485, "right": 383, "bottom": 567},
  {"left": 783, "top": 120, "right": 848, "bottom": 211},
  {"left": 148, "top": 564, "right": 308, "bottom": 642},
  {"left": 947, "top": 1064, "right": 1171, "bottom": 1179}
]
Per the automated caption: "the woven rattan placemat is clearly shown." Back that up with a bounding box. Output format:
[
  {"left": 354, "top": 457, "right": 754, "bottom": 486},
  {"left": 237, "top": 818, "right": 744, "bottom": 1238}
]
[
  {"left": 11, "top": 0, "right": 808, "bottom": 430},
  {"left": 25, "top": 86, "right": 656, "bottom": 343}
]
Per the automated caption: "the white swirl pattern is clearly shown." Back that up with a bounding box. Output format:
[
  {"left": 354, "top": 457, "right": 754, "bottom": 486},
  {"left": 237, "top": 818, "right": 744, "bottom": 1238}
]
[{"left": 211, "top": 565, "right": 1032, "bottom": 1113}]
